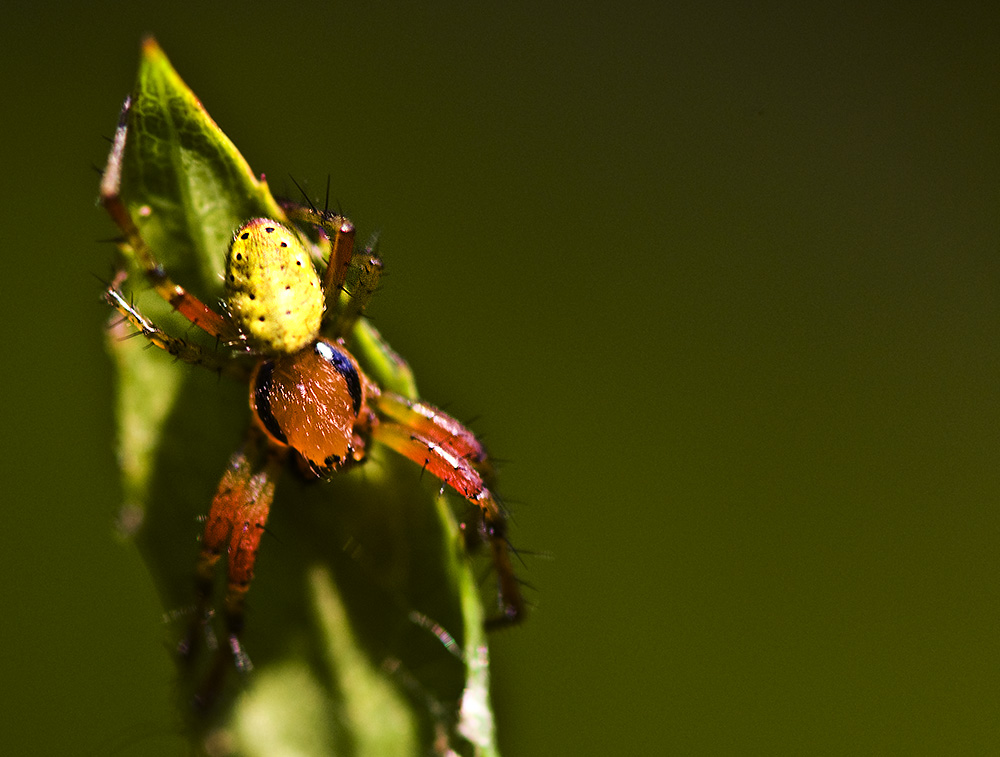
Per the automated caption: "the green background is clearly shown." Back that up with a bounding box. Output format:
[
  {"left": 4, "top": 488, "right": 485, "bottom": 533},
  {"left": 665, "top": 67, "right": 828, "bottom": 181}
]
[{"left": 2, "top": 2, "right": 998, "bottom": 754}]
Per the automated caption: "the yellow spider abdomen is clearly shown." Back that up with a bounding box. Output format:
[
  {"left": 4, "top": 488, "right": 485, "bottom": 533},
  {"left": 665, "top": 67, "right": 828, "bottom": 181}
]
[{"left": 225, "top": 219, "right": 323, "bottom": 354}]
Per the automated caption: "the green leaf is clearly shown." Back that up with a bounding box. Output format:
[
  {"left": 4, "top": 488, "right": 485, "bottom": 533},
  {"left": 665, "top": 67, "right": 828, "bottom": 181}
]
[{"left": 104, "top": 38, "right": 498, "bottom": 756}]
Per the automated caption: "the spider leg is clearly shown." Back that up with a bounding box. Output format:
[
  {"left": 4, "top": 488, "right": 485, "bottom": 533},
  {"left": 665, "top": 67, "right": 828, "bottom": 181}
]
[
  {"left": 371, "top": 393, "right": 524, "bottom": 628},
  {"left": 105, "top": 284, "right": 249, "bottom": 379},
  {"left": 333, "top": 239, "right": 384, "bottom": 338},
  {"left": 180, "top": 432, "right": 283, "bottom": 709},
  {"left": 280, "top": 200, "right": 356, "bottom": 312},
  {"left": 101, "top": 97, "right": 244, "bottom": 344},
  {"left": 280, "top": 200, "right": 383, "bottom": 338},
  {"left": 376, "top": 392, "right": 494, "bottom": 477}
]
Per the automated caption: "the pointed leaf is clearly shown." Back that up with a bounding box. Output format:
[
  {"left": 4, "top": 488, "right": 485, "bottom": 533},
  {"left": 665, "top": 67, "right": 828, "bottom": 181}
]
[{"left": 103, "top": 38, "right": 499, "bottom": 757}]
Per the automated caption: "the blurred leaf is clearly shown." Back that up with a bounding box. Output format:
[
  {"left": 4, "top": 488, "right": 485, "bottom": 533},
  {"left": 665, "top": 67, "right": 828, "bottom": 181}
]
[{"left": 103, "top": 38, "right": 498, "bottom": 756}]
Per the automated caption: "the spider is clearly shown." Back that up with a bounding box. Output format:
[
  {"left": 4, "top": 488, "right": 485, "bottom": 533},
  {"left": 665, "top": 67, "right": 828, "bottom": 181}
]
[{"left": 100, "top": 97, "right": 524, "bottom": 706}]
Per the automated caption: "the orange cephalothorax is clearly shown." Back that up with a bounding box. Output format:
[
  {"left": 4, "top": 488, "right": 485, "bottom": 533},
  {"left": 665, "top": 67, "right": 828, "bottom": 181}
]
[{"left": 249, "top": 339, "right": 365, "bottom": 473}]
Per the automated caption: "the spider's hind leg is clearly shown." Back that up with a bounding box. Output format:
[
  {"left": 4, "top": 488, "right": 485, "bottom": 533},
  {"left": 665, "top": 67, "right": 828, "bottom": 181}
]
[
  {"left": 104, "top": 284, "right": 248, "bottom": 379},
  {"left": 100, "top": 96, "right": 244, "bottom": 345},
  {"left": 280, "top": 199, "right": 383, "bottom": 339}
]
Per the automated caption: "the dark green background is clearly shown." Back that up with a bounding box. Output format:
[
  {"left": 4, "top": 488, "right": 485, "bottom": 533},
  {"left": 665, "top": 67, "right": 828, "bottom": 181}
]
[{"left": 3, "top": 3, "right": 998, "bottom": 754}]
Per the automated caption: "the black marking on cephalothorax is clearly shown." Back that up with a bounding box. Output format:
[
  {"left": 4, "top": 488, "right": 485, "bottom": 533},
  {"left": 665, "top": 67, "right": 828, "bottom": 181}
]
[
  {"left": 314, "top": 340, "right": 362, "bottom": 415},
  {"left": 252, "top": 360, "right": 287, "bottom": 444}
]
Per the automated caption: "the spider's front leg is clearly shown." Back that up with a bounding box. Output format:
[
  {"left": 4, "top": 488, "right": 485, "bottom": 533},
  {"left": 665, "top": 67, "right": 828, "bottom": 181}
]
[
  {"left": 372, "top": 393, "right": 525, "bottom": 628},
  {"left": 179, "top": 428, "right": 284, "bottom": 709}
]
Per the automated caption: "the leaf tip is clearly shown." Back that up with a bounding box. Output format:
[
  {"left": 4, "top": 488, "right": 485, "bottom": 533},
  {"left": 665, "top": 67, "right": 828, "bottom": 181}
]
[{"left": 141, "top": 35, "right": 162, "bottom": 59}]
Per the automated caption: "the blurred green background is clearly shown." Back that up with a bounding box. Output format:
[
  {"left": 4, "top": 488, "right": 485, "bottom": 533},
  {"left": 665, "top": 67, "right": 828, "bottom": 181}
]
[{"left": 2, "top": 2, "right": 999, "bottom": 754}]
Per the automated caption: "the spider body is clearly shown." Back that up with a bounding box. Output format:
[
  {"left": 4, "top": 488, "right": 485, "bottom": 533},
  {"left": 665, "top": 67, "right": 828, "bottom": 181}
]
[
  {"left": 223, "top": 217, "right": 373, "bottom": 474},
  {"left": 225, "top": 218, "right": 324, "bottom": 354},
  {"left": 251, "top": 336, "right": 371, "bottom": 473},
  {"left": 101, "top": 96, "right": 523, "bottom": 708}
]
